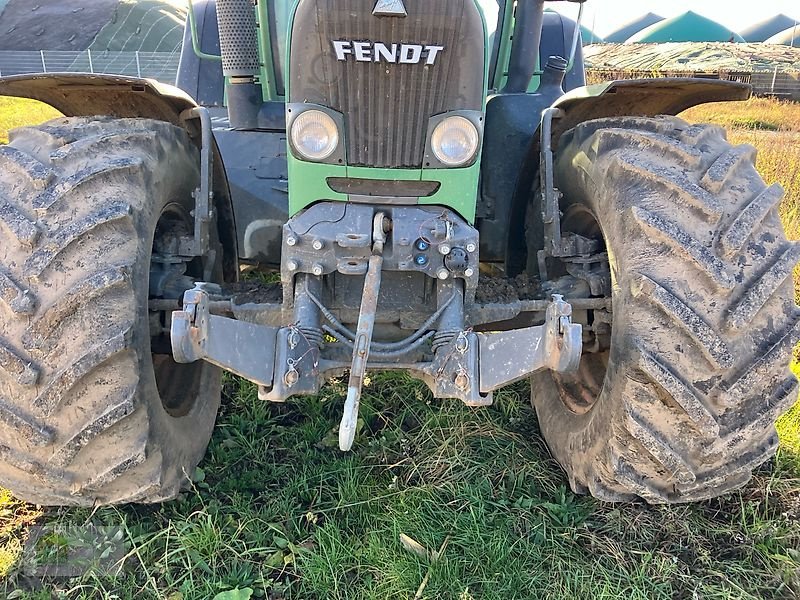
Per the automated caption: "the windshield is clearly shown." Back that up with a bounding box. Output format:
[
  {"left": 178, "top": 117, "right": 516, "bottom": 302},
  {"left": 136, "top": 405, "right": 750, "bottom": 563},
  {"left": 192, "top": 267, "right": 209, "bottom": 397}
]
[
  {"left": 268, "top": 0, "right": 292, "bottom": 96},
  {"left": 476, "top": 0, "right": 505, "bottom": 89},
  {"left": 477, "top": 0, "right": 502, "bottom": 49}
]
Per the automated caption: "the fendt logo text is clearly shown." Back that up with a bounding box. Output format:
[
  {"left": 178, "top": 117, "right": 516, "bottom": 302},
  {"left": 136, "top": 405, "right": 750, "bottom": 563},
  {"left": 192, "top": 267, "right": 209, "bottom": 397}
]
[{"left": 332, "top": 41, "right": 445, "bottom": 65}]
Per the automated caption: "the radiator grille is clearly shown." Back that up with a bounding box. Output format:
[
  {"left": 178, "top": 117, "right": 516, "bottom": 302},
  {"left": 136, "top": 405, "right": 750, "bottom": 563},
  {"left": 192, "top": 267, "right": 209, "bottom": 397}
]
[{"left": 289, "top": 0, "right": 485, "bottom": 169}]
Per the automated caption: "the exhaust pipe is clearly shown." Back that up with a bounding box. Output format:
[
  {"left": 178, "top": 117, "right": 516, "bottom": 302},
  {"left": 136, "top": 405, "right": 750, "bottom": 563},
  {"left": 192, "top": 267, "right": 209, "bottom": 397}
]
[
  {"left": 216, "top": 0, "right": 261, "bottom": 128},
  {"left": 502, "top": 0, "right": 546, "bottom": 94}
]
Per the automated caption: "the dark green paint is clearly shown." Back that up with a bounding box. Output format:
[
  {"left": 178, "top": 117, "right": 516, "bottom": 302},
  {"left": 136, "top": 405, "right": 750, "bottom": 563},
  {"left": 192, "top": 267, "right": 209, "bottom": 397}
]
[{"left": 264, "top": 0, "right": 512, "bottom": 222}]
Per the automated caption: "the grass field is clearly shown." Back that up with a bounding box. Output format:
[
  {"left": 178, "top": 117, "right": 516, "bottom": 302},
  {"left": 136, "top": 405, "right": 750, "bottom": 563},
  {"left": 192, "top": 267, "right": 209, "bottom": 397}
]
[
  {"left": 0, "top": 97, "right": 60, "bottom": 145},
  {"left": 1, "top": 96, "right": 800, "bottom": 599},
  {"left": 684, "top": 98, "right": 800, "bottom": 246}
]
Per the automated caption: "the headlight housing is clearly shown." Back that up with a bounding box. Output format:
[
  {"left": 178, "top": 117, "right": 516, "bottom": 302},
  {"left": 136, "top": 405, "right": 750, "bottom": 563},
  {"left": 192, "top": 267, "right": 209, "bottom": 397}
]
[
  {"left": 430, "top": 115, "right": 480, "bottom": 167},
  {"left": 290, "top": 109, "right": 340, "bottom": 161}
]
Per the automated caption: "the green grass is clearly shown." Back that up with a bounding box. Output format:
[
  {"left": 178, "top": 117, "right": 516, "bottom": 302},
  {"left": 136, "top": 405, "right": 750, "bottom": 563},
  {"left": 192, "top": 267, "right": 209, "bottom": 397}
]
[
  {"left": 6, "top": 376, "right": 800, "bottom": 599},
  {"left": 682, "top": 100, "right": 800, "bottom": 245},
  {"left": 682, "top": 98, "right": 800, "bottom": 134},
  {"left": 0, "top": 97, "right": 60, "bottom": 144},
  {"left": 1, "top": 96, "right": 800, "bottom": 599}
]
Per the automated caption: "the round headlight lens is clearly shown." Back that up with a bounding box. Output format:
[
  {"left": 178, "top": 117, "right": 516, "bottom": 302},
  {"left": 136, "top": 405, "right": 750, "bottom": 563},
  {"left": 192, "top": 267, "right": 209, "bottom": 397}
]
[
  {"left": 291, "top": 110, "right": 339, "bottom": 161},
  {"left": 431, "top": 116, "right": 480, "bottom": 167}
]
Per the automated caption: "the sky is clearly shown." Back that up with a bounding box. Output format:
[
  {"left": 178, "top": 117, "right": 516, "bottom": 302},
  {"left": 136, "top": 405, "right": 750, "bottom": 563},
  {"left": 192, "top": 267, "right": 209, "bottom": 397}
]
[{"left": 549, "top": 1, "right": 800, "bottom": 38}]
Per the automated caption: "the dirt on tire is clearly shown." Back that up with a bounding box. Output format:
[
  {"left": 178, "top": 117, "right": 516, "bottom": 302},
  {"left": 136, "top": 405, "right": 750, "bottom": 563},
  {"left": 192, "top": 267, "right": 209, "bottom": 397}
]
[
  {"left": 531, "top": 115, "right": 800, "bottom": 503},
  {"left": 0, "top": 116, "right": 225, "bottom": 506}
]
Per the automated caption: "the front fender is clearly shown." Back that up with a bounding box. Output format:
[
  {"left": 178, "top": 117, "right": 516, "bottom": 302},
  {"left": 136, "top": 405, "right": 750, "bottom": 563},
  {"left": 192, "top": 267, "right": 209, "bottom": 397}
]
[
  {"left": 0, "top": 73, "right": 238, "bottom": 281},
  {"left": 550, "top": 78, "right": 751, "bottom": 143},
  {"left": 501, "top": 78, "right": 752, "bottom": 273},
  {"left": 0, "top": 72, "right": 197, "bottom": 125}
]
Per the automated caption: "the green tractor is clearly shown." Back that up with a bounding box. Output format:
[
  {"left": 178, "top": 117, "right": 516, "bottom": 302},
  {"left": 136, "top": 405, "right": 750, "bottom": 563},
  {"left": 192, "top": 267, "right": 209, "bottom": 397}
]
[{"left": 0, "top": 0, "right": 796, "bottom": 506}]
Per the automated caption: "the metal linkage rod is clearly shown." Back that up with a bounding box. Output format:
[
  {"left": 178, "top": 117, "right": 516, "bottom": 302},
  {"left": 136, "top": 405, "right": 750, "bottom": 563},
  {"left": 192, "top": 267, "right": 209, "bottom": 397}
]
[{"left": 339, "top": 213, "right": 388, "bottom": 451}]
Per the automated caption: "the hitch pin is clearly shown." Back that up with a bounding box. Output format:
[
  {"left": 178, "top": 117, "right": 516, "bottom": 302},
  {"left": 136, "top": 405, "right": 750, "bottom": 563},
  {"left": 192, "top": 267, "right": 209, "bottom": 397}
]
[{"left": 339, "top": 213, "right": 388, "bottom": 451}]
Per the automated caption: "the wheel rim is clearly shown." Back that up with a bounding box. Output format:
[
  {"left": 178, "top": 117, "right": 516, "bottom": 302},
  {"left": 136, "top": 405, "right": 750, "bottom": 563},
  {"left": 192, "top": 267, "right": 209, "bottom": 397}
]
[
  {"left": 149, "top": 204, "right": 208, "bottom": 418},
  {"left": 552, "top": 205, "right": 613, "bottom": 416}
]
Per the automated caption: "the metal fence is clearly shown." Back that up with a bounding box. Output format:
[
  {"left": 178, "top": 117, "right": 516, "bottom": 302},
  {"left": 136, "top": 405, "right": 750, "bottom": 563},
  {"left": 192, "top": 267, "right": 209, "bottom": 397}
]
[
  {"left": 0, "top": 50, "right": 181, "bottom": 84},
  {"left": 586, "top": 69, "right": 800, "bottom": 101}
]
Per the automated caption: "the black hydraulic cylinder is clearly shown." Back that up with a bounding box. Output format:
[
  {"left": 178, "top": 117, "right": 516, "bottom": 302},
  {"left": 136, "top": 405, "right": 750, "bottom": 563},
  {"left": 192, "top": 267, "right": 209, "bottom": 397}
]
[{"left": 503, "top": 0, "right": 546, "bottom": 94}]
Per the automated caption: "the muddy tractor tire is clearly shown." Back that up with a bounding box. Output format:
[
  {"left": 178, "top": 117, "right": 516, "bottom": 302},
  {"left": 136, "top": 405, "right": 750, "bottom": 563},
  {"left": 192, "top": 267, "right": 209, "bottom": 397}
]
[
  {"left": 0, "top": 117, "right": 223, "bottom": 506},
  {"left": 531, "top": 116, "right": 800, "bottom": 503}
]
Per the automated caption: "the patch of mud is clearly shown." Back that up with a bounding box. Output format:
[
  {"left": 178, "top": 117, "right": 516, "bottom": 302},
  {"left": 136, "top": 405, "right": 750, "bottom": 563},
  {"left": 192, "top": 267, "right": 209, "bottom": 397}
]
[
  {"left": 475, "top": 273, "right": 541, "bottom": 304},
  {"left": 224, "top": 281, "right": 283, "bottom": 305}
]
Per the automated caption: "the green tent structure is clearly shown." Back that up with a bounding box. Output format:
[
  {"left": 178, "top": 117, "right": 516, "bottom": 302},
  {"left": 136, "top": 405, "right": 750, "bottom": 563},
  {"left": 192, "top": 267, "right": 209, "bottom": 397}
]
[
  {"left": 584, "top": 42, "right": 800, "bottom": 100},
  {"left": 740, "top": 14, "right": 799, "bottom": 42},
  {"left": 605, "top": 13, "right": 664, "bottom": 44},
  {"left": 90, "top": 0, "right": 187, "bottom": 53},
  {"left": 543, "top": 8, "right": 603, "bottom": 45},
  {"left": 0, "top": 0, "right": 186, "bottom": 52},
  {"left": 766, "top": 25, "right": 800, "bottom": 47},
  {"left": 626, "top": 11, "right": 745, "bottom": 44},
  {"left": 581, "top": 24, "right": 604, "bottom": 45},
  {"left": 0, "top": 0, "right": 119, "bottom": 50}
]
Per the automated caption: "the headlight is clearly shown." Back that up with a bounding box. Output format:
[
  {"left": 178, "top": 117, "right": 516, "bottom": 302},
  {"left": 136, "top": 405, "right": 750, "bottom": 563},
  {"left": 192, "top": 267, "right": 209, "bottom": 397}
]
[
  {"left": 431, "top": 116, "right": 480, "bottom": 167},
  {"left": 290, "top": 110, "right": 339, "bottom": 161}
]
